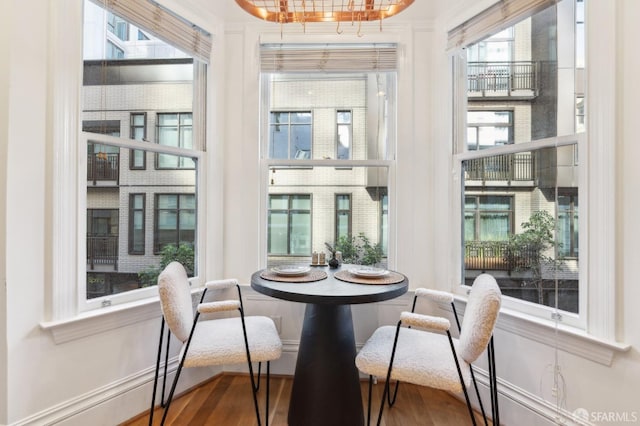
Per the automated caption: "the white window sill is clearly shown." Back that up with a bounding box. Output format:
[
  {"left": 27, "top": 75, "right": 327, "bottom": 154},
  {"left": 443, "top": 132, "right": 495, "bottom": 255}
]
[
  {"left": 40, "top": 297, "right": 162, "bottom": 344},
  {"left": 449, "top": 297, "right": 630, "bottom": 366}
]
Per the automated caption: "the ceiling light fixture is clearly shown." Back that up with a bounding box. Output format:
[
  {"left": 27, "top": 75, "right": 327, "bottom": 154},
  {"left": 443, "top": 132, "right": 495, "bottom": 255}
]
[{"left": 236, "top": 0, "right": 414, "bottom": 34}]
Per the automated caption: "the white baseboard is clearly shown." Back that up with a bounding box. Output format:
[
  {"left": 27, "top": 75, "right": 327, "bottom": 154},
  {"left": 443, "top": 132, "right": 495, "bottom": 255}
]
[
  {"left": 8, "top": 346, "right": 591, "bottom": 425},
  {"left": 9, "top": 358, "right": 218, "bottom": 426}
]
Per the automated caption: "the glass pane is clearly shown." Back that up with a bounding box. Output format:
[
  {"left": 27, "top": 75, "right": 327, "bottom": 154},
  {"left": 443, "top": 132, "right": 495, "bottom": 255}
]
[
  {"left": 290, "top": 125, "right": 311, "bottom": 159},
  {"left": 290, "top": 212, "right": 311, "bottom": 255},
  {"left": 265, "top": 73, "right": 395, "bottom": 161},
  {"left": 268, "top": 212, "right": 288, "bottom": 254},
  {"left": 158, "top": 127, "right": 179, "bottom": 147},
  {"left": 337, "top": 213, "right": 349, "bottom": 239},
  {"left": 270, "top": 125, "right": 289, "bottom": 159},
  {"left": 158, "top": 114, "right": 179, "bottom": 126},
  {"left": 462, "top": 144, "right": 579, "bottom": 313},
  {"left": 269, "top": 195, "right": 289, "bottom": 210},
  {"left": 83, "top": 0, "right": 199, "bottom": 300},
  {"left": 267, "top": 166, "right": 388, "bottom": 267},
  {"left": 337, "top": 111, "right": 351, "bottom": 124},
  {"left": 179, "top": 211, "right": 196, "bottom": 230},
  {"left": 291, "top": 112, "right": 312, "bottom": 124},
  {"left": 157, "top": 195, "right": 178, "bottom": 209},
  {"left": 291, "top": 195, "right": 311, "bottom": 210},
  {"left": 158, "top": 211, "right": 177, "bottom": 229},
  {"left": 337, "top": 125, "right": 351, "bottom": 159},
  {"left": 337, "top": 195, "right": 350, "bottom": 210}
]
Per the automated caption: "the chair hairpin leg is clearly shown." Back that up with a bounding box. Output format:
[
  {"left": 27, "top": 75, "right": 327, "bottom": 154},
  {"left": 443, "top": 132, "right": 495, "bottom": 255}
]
[
  {"left": 447, "top": 330, "right": 477, "bottom": 426},
  {"left": 161, "top": 328, "right": 171, "bottom": 407},
  {"left": 254, "top": 361, "right": 263, "bottom": 393},
  {"left": 149, "top": 318, "right": 166, "bottom": 426},
  {"left": 488, "top": 337, "right": 499, "bottom": 426},
  {"left": 469, "top": 366, "right": 489, "bottom": 425},
  {"left": 265, "top": 361, "right": 271, "bottom": 426},
  {"left": 239, "top": 309, "right": 262, "bottom": 426},
  {"left": 376, "top": 320, "right": 403, "bottom": 426},
  {"left": 366, "top": 375, "right": 373, "bottom": 426}
]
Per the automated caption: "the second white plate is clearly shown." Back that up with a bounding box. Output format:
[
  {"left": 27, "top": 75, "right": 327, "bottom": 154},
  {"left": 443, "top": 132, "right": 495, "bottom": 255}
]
[
  {"left": 272, "top": 266, "right": 311, "bottom": 276},
  {"left": 349, "top": 267, "right": 389, "bottom": 278}
]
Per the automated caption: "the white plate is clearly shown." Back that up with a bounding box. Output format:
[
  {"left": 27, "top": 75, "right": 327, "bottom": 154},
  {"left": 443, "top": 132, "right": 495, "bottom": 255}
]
[
  {"left": 271, "top": 266, "right": 311, "bottom": 276},
  {"left": 349, "top": 267, "right": 389, "bottom": 278}
]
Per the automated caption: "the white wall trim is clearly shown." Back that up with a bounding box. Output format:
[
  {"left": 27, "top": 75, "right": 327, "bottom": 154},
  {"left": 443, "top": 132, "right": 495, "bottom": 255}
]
[
  {"left": 446, "top": 299, "right": 629, "bottom": 367},
  {"left": 10, "top": 360, "right": 175, "bottom": 426},
  {"left": 40, "top": 297, "right": 161, "bottom": 344}
]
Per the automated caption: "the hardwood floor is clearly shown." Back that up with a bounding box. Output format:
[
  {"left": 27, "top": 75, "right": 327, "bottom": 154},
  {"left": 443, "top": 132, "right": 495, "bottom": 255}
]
[{"left": 122, "top": 374, "right": 492, "bottom": 426}]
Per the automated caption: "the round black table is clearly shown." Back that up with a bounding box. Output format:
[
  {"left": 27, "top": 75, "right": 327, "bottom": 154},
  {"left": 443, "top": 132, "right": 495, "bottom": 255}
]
[{"left": 250, "top": 265, "right": 408, "bottom": 426}]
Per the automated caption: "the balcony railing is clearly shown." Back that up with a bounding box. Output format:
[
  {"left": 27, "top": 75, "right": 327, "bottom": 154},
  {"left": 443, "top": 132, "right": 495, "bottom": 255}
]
[
  {"left": 87, "top": 153, "right": 119, "bottom": 184},
  {"left": 87, "top": 235, "right": 118, "bottom": 269},
  {"left": 464, "top": 153, "right": 534, "bottom": 182},
  {"left": 465, "top": 240, "right": 539, "bottom": 272},
  {"left": 468, "top": 61, "right": 538, "bottom": 96}
]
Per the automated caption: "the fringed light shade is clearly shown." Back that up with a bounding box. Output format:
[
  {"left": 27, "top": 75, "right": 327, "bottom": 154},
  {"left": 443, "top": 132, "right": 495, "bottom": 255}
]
[{"left": 235, "top": 0, "right": 415, "bottom": 25}]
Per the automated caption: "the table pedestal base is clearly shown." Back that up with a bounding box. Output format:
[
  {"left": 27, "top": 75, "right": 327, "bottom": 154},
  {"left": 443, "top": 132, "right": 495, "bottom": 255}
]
[{"left": 288, "top": 303, "right": 364, "bottom": 426}]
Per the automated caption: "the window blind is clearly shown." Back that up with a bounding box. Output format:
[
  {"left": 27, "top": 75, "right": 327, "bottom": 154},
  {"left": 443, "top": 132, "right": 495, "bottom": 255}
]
[
  {"left": 447, "top": 0, "right": 558, "bottom": 50},
  {"left": 92, "top": 0, "right": 212, "bottom": 63},
  {"left": 260, "top": 44, "right": 398, "bottom": 73}
]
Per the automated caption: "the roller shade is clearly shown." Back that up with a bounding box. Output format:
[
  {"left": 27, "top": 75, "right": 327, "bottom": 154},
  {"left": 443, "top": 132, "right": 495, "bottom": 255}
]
[
  {"left": 447, "top": 0, "right": 558, "bottom": 50},
  {"left": 91, "top": 0, "right": 212, "bottom": 63},
  {"left": 261, "top": 44, "right": 398, "bottom": 73}
]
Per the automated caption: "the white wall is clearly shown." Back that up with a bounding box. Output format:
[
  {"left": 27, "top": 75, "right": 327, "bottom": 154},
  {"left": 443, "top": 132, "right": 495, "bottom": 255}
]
[{"left": 1, "top": 0, "right": 640, "bottom": 425}]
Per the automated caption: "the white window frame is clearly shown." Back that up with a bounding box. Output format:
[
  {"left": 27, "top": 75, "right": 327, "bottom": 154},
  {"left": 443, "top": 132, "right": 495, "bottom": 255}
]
[
  {"left": 450, "top": 0, "right": 620, "bottom": 345},
  {"left": 45, "top": 0, "right": 208, "bottom": 326},
  {"left": 257, "top": 43, "right": 398, "bottom": 270}
]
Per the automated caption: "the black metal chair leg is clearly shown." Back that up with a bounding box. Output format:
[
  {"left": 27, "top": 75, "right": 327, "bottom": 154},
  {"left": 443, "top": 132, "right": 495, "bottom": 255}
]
[
  {"left": 160, "top": 350, "right": 186, "bottom": 425},
  {"left": 469, "top": 366, "right": 489, "bottom": 425},
  {"left": 447, "top": 331, "right": 477, "bottom": 426},
  {"left": 239, "top": 309, "right": 262, "bottom": 426},
  {"left": 366, "top": 375, "right": 373, "bottom": 426},
  {"left": 488, "top": 337, "right": 499, "bottom": 426},
  {"left": 161, "top": 328, "right": 171, "bottom": 407},
  {"left": 149, "top": 319, "right": 165, "bottom": 426},
  {"left": 254, "top": 361, "right": 263, "bottom": 393},
  {"left": 376, "top": 320, "right": 403, "bottom": 426},
  {"left": 265, "top": 361, "right": 270, "bottom": 426}
]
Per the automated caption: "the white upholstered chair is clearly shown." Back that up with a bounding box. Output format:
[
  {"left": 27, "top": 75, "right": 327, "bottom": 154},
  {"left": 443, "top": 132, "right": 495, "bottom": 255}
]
[
  {"left": 149, "top": 261, "right": 282, "bottom": 426},
  {"left": 355, "top": 273, "right": 501, "bottom": 426}
]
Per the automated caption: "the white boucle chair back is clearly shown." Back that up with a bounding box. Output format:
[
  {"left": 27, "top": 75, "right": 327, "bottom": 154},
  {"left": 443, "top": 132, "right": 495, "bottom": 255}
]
[
  {"left": 458, "top": 273, "right": 502, "bottom": 364},
  {"left": 158, "top": 261, "right": 194, "bottom": 343}
]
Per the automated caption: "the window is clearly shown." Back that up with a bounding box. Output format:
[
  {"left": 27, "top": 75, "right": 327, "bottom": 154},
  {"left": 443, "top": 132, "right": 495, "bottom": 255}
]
[
  {"left": 268, "top": 195, "right": 311, "bottom": 256},
  {"left": 465, "top": 196, "right": 513, "bottom": 241},
  {"left": 154, "top": 194, "right": 196, "bottom": 253},
  {"left": 72, "top": 0, "right": 208, "bottom": 311},
  {"left": 261, "top": 44, "right": 397, "bottom": 269},
  {"left": 467, "top": 111, "right": 513, "bottom": 150},
  {"left": 156, "top": 113, "right": 195, "bottom": 169},
  {"left": 380, "top": 193, "right": 389, "bottom": 256},
  {"left": 557, "top": 191, "right": 578, "bottom": 258},
  {"left": 335, "top": 194, "right": 352, "bottom": 242},
  {"left": 130, "top": 113, "right": 146, "bottom": 170},
  {"left": 107, "top": 12, "right": 128, "bottom": 41},
  {"left": 106, "top": 41, "right": 124, "bottom": 59},
  {"left": 128, "top": 194, "right": 145, "bottom": 254},
  {"left": 269, "top": 111, "right": 312, "bottom": 159},
  {"left": 337, "top": 110, "right": 352, "bottom": 159},
  {"left": 453, "top": 0, "right": 584, "bottom": 322}
]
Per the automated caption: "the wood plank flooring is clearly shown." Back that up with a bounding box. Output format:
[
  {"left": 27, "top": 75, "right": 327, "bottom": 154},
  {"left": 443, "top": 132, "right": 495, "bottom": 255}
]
[{"left": 122, "top": 374, "right": 492, "bottom": 426}]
